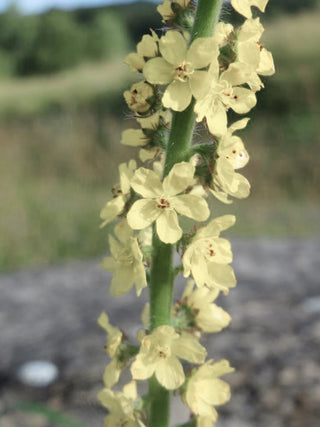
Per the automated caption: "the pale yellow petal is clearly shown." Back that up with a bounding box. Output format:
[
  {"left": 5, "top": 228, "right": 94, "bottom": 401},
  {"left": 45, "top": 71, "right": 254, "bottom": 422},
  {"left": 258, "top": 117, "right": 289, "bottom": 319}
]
[
  {"left": 159, "top": 31, "right": 187, "bottom": 66},
  {"left": 137, "top": 34, "right": 158, "bottom": 58},
  {"left": 110, "top": 266, "right": 134, "bottom": 296},
  {"left": 187, "top": 37, "right": 217, "bottom": 69},
  {"left": 172, "top": 333, "right": 207, "bottom": 364},
  {"left": 231, "top": 0, "right": 252, "bottom": 18},
  {"left": 257, "top": 48, "right": 275, "bottom": 76},
  {"left": 119, "top": 160, "right": 137, "bottom": 194},
  {"left": 127, "top": 199, "right": 160, "bottom": 230},
  {"left": 207, "top": 263, "right": 237, "bottom": 293},
  {"left": 162, "top": 80, "right": 192, "bottom": 112},
  {"left": 131, "top": 167, "right": 163, "bottom": 198},
  {"left": 156, "top": 209, "right": 182, "bottom": 244},
  {"left": 143, "top": 57, "right": 175, "bottom": 84},
  {"left": 172, "top": 194, "right": 210, "bottom": 221},
  {"left": 229, "top": 87, "right": 257, "bottom": 114},
  {"left": 100, "top": 196, "right": 125, "bottom": 228},
  {"left": 125, "top": 52, "right": 145, "bottom": 72},
  {"left": 121, "top": 129, "right": 149, "bottom": 147},
  {"left": 131, "top": 355, "right": 156, "bottom": 380},
  {"left": 155, "top": 356, "right": 185, "bottom": 390},
  {"left": 189, "top": 70, "right": 210, "bottom": 100},
  {"left": 103, "top": 360, "right": 121, "bottom": 388},
  {"left": 163, "top": 162, "right": 195, "bottom": 196}
]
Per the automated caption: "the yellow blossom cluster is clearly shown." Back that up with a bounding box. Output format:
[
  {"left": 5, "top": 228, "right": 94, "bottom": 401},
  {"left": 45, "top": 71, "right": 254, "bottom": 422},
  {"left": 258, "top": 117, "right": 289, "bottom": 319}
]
[{"left": 97, "top": 0, "right": 274, "bottom": 425}]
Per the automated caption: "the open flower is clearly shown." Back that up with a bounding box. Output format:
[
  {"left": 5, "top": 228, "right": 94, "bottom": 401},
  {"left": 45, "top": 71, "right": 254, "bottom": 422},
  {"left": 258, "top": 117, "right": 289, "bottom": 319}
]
[
  {"left": 194, "top": 58, "right": 256, "bottom": 137},
  {"left": 144, "top": 31, "right": 217, "bottom": 111},
  {"left": 100, "top": 160, "right": 136, "bottom": 227},
  {"left": 98, "top": 381, "right": 145, "bottom": 427},
  {"left": 98, "top": 312, "right": 136, "bottom": 388},
  {"left": 179, "top": 281, "right": 231, "bottom": 333},
  {"left": 236, "top": 18, "right": 275, "bottom": 91},
  {"left": 183, "top": 215, "right": 236, "bottom": 293},
  {"left": 231, "top": 0, "right": 269, "bottom": 19},
  {"left": 210, "top": 118, "right": 251, "bottom": 203},
  {"left": 131, "top": 325, "right": 207, "bottom": 390},
  {"left": 98, "top": 312, "right": 123, "bottom": 358},
  {"left": 185, "top": 360, "right": 234, "bottom": 424},
  {"left": 101, "top": 221, "right": 147, "bottom": 296},
  {"left": 127, "top": 162, "right": 210, "bottom": 244}
]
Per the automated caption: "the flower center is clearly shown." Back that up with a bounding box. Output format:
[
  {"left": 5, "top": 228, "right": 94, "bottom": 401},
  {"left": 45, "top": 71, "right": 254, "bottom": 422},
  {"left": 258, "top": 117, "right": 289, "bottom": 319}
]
[
  {"left": 174, "top": 61, "right": 194, "bottom": 83},
  {"left": 156, "top": 344, "right": 170, "bottom": 359},
  {"left": 157, "top": 198, "right": 170, "bottom": 209}
]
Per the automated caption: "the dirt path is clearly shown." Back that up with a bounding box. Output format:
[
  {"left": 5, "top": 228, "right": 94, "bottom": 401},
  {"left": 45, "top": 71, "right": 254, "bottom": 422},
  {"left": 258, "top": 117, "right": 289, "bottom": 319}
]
[{"left": 1, "top": 239, "right": 319, "bottom": 426}]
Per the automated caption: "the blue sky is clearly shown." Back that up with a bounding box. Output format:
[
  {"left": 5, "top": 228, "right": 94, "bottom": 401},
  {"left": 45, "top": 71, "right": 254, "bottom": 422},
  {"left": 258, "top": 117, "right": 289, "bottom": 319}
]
[{"left": 0, "top": 0, "right": 156, "bottom": 14}]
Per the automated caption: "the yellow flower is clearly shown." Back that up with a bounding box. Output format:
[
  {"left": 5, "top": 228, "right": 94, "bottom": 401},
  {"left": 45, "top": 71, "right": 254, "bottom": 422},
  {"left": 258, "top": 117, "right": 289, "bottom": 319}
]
[
  {"left": 125, "top": 30, "right": 159, "bottom": 72},
  {"left": 98, "top": 381, "right": 145, "bottom": 427},
  {"left": 127, "top": 162, "right": 210, "bottom": 244},
  {"left": 180, "top": 281, "right": 231, "bottom": 333},
  {"left": 100, "top": 160, "right": 136, "bottom": 228},
  {"left": 194, "top": 57, "right": 256, "bottom": 137},
  {"left": 182, "top": 215, "right": 236, "bottom": 293},
  {"left": 131, "top": 325, "right": 207, "bottom": 390},
  {"left": 101, "top": 221, "right": 147, "bottom": 296},
  {"left": 236, "top": 18, "right": 275, "bottom": 91},
  {"left": 185, "top": 360, "right": 234, "bottom": 423},
  {"left": 210, "top": 118, "right": 251, "bottom": 203},
  {"left": 144, "top": 31, "right": 217, "bottom": 111},
  {"left": 98, "top": 312, "right": 123, "bottom": 358},
  {"left": 231, "top": 0, "right": 269, "bottom": 19},
  {"left": 97, "top": 312, "right": 124, "bottom": 388},
  {"left": 124, "top": 81, "right": 154, "bottom": 113}
]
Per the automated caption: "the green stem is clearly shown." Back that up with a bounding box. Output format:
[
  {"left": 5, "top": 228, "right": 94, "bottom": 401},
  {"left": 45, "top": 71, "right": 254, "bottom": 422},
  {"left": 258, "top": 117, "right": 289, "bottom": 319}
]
[
  {"left": 148, "top": 1, "right": 224, "bottom": 426},
  {"left": 191, "top": 0, "right": 223, "bottom": 41}
]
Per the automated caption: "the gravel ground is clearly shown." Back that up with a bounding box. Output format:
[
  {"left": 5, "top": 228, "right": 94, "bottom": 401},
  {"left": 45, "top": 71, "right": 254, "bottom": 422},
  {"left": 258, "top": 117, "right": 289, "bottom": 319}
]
[{"left": 0, "top": 238, "right": 319, "bottom": 427}]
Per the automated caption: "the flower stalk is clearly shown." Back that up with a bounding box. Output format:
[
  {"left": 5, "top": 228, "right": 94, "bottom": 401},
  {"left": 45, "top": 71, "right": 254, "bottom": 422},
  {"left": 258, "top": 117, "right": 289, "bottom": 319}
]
[{"left": 97, "top": 0, "right": 274, "bottom": 425}]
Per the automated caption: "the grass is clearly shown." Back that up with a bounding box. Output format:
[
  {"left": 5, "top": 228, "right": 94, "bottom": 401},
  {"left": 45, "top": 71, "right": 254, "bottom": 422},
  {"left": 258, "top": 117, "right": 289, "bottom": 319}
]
[
  {"left": 0, "top": 10, "right": 319, "bottom": 272},
  {"left": 0, "top": 60, "right": 135, "bottom": 117}
]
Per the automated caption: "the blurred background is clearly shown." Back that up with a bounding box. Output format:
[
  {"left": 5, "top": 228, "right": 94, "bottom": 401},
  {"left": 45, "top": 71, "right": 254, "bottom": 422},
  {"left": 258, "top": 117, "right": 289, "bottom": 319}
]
[
  {"left": 0, "top": 0, "right": 319, "bottom": 426},
  {"left": 0, "top": 0, "right": 319, "bottom": 273}
]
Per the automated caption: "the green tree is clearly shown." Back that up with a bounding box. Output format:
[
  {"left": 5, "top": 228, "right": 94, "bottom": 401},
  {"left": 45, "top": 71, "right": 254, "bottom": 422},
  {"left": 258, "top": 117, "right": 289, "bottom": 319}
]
[
  {"left": 86, "top": 11, "right": 130, "bottom": 61},
  {"left": 31, "top": 11, "right": 86, "bottom": 74}
]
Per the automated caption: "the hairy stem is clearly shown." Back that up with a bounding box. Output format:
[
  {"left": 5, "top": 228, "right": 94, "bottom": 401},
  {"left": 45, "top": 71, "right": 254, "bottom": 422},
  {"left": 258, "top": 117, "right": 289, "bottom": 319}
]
[{"left": 148, "top": 1, "right": 223, "bottom": 426}]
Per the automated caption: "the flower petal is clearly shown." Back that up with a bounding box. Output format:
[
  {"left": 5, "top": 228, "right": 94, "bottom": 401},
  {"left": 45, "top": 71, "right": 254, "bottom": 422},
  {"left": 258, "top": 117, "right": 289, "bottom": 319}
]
[
  {"left": 155, "top": 356, "right": 185, "bottom": 390},
  {"left": 131, "top": 167, "right": 163, "bottom": 198},
  {"left": 172, "top": 333, "right": 207, "bottom": 364},
  {"left": 163, "top": 162, "right": 195, "bottom": 196},
  {"left": 187, "top": 37, "right": 217, "bottom": 69},
  {"left": 162, "top": 80, "right": 192, "bottom": 112},
  {"left": 110, "top": 266, "right": 134, "bottom": 296},
  {"left": 172, "top": 194, "right": 210, "bottom": 221},
  {"left": 229, "top": 87, "right": 257, "bottom": 114},
  {"left": 121, "top": 129, "right": 149, "bottom": 147},
  {"left": 143, "top": 57, "right": 175, "bottom": 84},
  {"left": 156, "top": 209, "right": 182, "bottom": 244},
  {"left": 131, "top": 355, "right": 156, "bottom": 380},
  {"left": 100, "top": 196, "right": 125, "bottom": 228},
  {"left": 127, "top": 199, "right": 160, "bottom": 230},
  {"left": 159, "top": 31, "right": 187, "bottom": 66}
]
